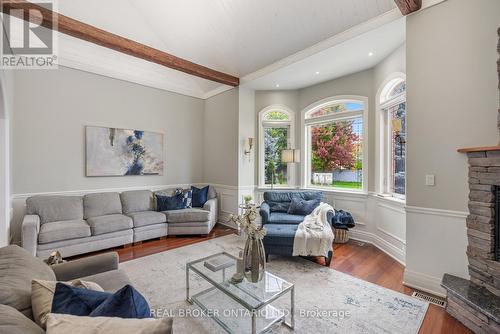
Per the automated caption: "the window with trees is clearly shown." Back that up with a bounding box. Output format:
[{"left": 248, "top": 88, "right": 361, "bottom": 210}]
[
  {"left": 259, "top": 108, "right": 294, "bottom": 187},
  {"left": 304, "top": 99, "right": 365, "bottom": 191},
  {"left": 380, "top": 78, "right": 406, "bottom": 198}
]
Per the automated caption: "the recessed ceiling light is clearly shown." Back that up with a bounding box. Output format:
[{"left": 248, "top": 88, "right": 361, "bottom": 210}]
[
  {"left": 315, "top": 71, "right": 320, "bottom": 75},
  {"left": 276, "top": 84, "right": 280, "bottom": 88},
  {"left": 368, "top": 52, "right": 374, "bottom": 57}
]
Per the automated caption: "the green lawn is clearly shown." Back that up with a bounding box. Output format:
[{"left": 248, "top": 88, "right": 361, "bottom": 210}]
[{"left": 312, "top": 181, "right": 362, "bottom": 189}]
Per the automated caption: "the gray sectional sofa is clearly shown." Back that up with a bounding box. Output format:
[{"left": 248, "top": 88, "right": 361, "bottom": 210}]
[
  {"left": 0, "top": 245, "right": 175, "bottom": 334},
  {"left": 22, "top": 186, "right": 218, "bottom": 258}
]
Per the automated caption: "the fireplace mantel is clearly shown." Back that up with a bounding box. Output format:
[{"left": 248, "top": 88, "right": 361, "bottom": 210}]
[{"left": 458, "top": 146, "right": 500, "bottom": 153}]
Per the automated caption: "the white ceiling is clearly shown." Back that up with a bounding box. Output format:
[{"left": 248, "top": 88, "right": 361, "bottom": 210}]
[
  {"left": 52, "top": 0, "right": 403, "bottom": 98},
  {"left": 243, "top": 18, "right": 406, "bottom": 91}
]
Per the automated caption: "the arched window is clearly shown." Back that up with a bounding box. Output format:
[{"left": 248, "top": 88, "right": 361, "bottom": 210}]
[
  {"left": 258, "top": 106, "right": 295, "bottom": 187},
  {"left": 303, "top": 97, "right": 367, "bottom": 191},
  {"left": 380, "top": 77, "right": 406, "bottom": 198}
]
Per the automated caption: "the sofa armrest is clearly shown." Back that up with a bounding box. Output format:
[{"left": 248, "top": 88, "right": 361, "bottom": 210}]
[
  {"left": 203, "top": 198, "right": 218, "bottom": 223},
  {"left": 22, "top": 215, "right": 40, "bottom": 257},
  {"left": 259, "top": 202, "right": 270, "bottom": 225},
  {"left": 51, "top": 252, "right": 119, "bottom": 281}
]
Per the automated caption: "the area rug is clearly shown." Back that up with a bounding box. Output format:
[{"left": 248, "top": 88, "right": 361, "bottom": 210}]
[{"left": 121, "top": 234, "right": 428, "bottom": 334}]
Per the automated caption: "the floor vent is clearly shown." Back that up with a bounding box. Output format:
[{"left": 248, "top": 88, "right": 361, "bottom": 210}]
[{"left": 411, "top": 291, "right": 447, "bottom": 308}]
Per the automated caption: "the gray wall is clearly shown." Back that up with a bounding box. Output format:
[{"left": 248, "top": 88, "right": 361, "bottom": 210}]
[
  {"left": 406, "top": 0, "right": 499, "bottom": 212},
  {"left": 238, "top": 88, "right": 256, "bottom": 187},
  {"left": 203, "top": 88, "right": 239, "bottom": 187},
  {"left": 404, "top": 0, "right": 500, "bottom": 293},
  {"left": 254, "top": 69, "right": 377, "bottom": 190},
  {"left": 12, "top": 66, "right": 205, "bottom": 194}
]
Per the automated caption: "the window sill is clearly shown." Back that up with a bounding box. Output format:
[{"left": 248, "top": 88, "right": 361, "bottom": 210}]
[
  {"left": 372, "top": 193, "right": 406, "bottom": 205},
  {"left": 306, "top": 187, "right": 368, "bottom": 197}
]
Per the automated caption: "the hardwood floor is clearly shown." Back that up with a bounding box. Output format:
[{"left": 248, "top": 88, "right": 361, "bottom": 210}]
[{"left": 80, "top": 225, "right": 471, "bottom": 334}]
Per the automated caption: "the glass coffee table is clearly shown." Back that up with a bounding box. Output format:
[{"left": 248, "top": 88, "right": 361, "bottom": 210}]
[{"left": 186, "top": 252, "right": 295, "bottom": 334}]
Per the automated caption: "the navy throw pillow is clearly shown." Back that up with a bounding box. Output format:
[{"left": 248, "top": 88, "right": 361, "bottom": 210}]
[
  {"left": 89, "top": 285, "right": 151, "bottom": 319},
  {"left": 191, "top": 186, "right": 209, "bottom": 207},
  {"left": 157, "top": 193, "right": 184, "bottom": 211},
  {"left": 51, "top": 283, "right": 111, "bottom": 316},
  {"left": 287, "top": 197, "right": 320, "bottom": 216}
]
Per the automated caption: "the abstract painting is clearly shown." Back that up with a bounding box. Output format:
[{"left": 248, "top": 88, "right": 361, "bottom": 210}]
[{"left": 86, "top": 126, "right": 164, "bottom": 176}]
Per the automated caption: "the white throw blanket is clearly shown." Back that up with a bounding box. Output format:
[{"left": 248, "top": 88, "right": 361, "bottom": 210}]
[{"left": 292, "top": 202, "right": 335, "bottom": 257}]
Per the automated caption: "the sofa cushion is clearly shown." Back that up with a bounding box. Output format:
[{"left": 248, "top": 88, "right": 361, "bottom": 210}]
[
  {"left": 0, "top": 245, "right": 55, "bottom": 318},
  {"left": 86, "top": 214, "right": 133, "bottom": 236},
  {"left": 120, "top": 190, "right": 154, "bottom": 214},
  {"left": 84, "top": 193, "right": 122, "bottom": 219},
  {"left": 0, "top": 304, "right": 44, "bottom": 334},
  {"left": 27, "top": 196, "right": 83, "bottom": 224},
  {"left": 38, "top": 220, "right": 91, "bottom": 244},
  {"left": 268, "top": 212, "right": 305, "bottom": 225},
  {"left": 46, "top": 314, "right": 173, "bottom": 334},
  {"left": 79, "top": 269, "right": 131, "bottom": 293},
  {"left": 127, "top": 211, "right": 166, "bottom": 227},
  {"left": 263, "top": 224, "right": 298, "bottom": 246},
  {"left": 264, "top": 191, "right": 323, "bottom": 213},
  {"left": 163, "top": 208, "right": 210, "bottom": 223}
]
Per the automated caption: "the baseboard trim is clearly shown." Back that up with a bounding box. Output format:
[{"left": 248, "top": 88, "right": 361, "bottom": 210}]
[
  {"left": 403, "top": 269, "right": 447, "bottom": 298},
  {"left": 217, "top": 220, "right": 238, "bottom": 230},
  {"left": 350, "top": 229, "right": 405, "bottom": 266}
]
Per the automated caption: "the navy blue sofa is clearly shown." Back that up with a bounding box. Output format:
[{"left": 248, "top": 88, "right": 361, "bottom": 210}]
[{"left": 260, "top": 190, "right": 334, "bottom": 266}]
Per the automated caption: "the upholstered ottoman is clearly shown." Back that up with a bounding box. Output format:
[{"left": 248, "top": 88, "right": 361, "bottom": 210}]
[{"left": 263, "top": 224, "right": 333, "bottom": 266}]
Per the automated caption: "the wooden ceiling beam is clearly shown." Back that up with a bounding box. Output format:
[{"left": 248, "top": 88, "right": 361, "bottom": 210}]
[
  {"left": 1, "top": 0, "right": 239, "bottom": 86},
  {"left": 394, "top": 0, "right": 422, "bottom": 15}
]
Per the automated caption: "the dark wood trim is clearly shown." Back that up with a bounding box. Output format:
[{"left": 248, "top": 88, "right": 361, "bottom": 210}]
[
  {"left": 394, "top": 0, "right": 422, "bottom": 15},
  {"left": 457, "top": 146, "right": 500, "bottom": 153},
  {"left": 0, "top": 0, "right": 239, "bottom": 87}
]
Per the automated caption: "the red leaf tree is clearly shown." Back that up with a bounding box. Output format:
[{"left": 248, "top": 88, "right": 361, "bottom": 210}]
[{"left": 311, "top": 121, "right": 360, "bottom": 172}]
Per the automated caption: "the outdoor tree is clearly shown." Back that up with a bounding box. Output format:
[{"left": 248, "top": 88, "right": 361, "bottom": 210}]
[
  {"left": 311, "top": 121, "right": 360, "bottom": 172},
  {"left": 264, "top": 128, "right": 288, "bottom": 184}
]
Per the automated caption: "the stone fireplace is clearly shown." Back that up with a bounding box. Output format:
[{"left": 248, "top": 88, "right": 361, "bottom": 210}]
[{"left": 440, "top": 28, "right": 500, "bottom": 333}]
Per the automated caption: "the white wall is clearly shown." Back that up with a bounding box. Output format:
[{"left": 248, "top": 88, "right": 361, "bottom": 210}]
[{"left": 404, "top": 0, "right": 500, "bottom": 296}]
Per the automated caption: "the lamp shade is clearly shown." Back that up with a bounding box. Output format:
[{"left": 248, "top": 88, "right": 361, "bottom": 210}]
[{"left": 282, "top": 149, "right": 300, "bottom": 163}]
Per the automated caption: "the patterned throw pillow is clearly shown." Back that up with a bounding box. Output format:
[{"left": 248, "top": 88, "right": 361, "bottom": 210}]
[{"left": 175, "top": 189, "right": 192, "bottom": 208}]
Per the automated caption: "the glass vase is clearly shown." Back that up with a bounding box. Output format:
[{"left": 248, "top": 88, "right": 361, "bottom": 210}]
[{"left": 242, "top": 235, "right": 266, "bottom": 283}]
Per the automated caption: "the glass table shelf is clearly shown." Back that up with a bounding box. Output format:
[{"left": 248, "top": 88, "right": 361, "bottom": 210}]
[{"left": 186, "top": 252, "right": 295, "bottom": 334}]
